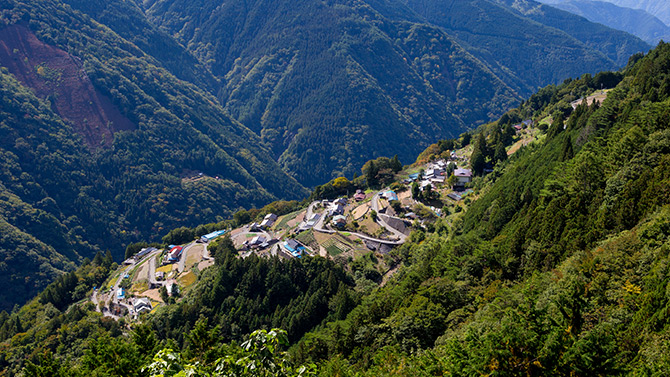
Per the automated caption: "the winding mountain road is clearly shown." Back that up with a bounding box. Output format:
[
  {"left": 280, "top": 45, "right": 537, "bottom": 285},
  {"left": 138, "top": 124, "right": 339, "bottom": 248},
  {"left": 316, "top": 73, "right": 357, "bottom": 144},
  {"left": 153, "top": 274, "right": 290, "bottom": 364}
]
[
  {"left": 370, "top": 191, "right": 408, "bottom": 242},
  {"left": 309, "top": 192, "right": 407, "bottom": 245}
]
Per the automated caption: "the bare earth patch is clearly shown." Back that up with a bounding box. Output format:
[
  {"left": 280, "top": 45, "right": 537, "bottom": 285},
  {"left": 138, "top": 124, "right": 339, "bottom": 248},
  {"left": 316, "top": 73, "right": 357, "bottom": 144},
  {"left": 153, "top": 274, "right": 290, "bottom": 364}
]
[
  {"left": 134, "top": 262, "right": 149, "bottom": 282},
  {"left": 139, "top": 289, "right": 163, "bottom": 303},
  {"left": 198, "top": 259, "right": 215, "bottom": 271},
  {"left": 352, "top": 203, "right": 369, "bottom": 220},
  {"left": 286, "top": 211, "right": 306, "bottom": 228}
]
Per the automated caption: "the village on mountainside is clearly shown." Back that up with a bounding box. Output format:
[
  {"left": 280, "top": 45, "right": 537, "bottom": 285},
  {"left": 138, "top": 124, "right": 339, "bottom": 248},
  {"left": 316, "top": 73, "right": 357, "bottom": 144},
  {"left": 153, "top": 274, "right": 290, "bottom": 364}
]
[{"left": 92, "top": 120, "right": 542, "bottom": 320}]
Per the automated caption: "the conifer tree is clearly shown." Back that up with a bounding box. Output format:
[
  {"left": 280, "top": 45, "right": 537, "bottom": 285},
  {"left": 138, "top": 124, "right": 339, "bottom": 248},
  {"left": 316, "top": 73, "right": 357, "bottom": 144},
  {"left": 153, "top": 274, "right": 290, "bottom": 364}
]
[
  {"left": 471, "top": 134, "right": 487, "bottom": 175},
  {"left": 494, "top": 142, "right": 507, "bottom": 164},
  {"left": 411, "top": 182, "right": 421, "bottom": 200},
  {"left": 560, "top": 135, "right": 574, "bottom": 161},
  {"left": 547, "top": 112, "right": 565, "bottom": 139},
  {"left": 364, "top": 161, "right": 377, "bottom": 187},
  {"left": 391, "top": 155, "right": 402, "bottom": 172}
]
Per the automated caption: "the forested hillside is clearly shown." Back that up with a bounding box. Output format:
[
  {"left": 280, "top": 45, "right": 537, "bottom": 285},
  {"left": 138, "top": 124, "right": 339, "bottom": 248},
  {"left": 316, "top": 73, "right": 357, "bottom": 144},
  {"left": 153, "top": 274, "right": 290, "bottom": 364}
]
[
  {"left": 495, "top": 0, "right": 652, "bottom": 62},
  {"left": 293, "top": 44, "right": 670, "bottom": 375},
  {"left": 143, "top": 0, "right": 521, "bottom": 186},
  {"left": 0, "top": 0, "right": 654, "bottom": 324},
  {"left": 405, "top": 0, "right": 649, "bottom": 94},
  {"left": 3, "top": 42, "right": 670, "bottom": 376},
  {"left": 588, "top": 0, "right": 670, "bottom": 26},
  {"left": 141, "top": 0, "right": 647, "bottom": 186},
  {"left": 0, "top": 0, "right": 307, "bottom": 310}
]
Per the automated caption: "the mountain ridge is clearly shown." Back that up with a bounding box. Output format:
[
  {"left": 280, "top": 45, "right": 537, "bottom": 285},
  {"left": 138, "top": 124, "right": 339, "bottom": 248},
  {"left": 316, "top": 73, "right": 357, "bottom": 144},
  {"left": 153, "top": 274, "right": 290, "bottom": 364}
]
[{"left": 537, "top": 0, "right": 670, "bottom": 45}]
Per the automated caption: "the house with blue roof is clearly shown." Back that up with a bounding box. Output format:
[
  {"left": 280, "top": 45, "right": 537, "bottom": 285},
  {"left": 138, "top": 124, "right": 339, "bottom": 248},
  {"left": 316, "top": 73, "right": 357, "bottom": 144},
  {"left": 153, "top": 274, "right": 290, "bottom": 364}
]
[
  {"left": 383, "top": 190, "right": 398, "bottom": 201},
  {"left": 284, "top": 239, "right": 306, "bottom": 258}
]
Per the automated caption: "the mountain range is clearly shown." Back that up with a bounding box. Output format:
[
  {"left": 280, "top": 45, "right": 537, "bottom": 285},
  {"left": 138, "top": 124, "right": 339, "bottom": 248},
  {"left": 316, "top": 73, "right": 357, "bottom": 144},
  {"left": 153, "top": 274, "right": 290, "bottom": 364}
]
[
  {"left": 538, "top": 0, "right": 670, "bottom": 45},
  {"left": 0, "top": 0, "right": 650, "bottom": 310},
  {"left": 0, "top": 0, "right": 308, "bottom": 310},
  {"left": 593, "top": 0, "right": 670, "bottom": 26}
]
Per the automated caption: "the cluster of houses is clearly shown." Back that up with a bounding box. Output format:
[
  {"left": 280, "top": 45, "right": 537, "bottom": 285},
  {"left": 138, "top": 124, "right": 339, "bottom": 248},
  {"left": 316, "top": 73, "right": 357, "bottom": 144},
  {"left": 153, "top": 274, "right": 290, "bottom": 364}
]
[
  {"left": 405, "top": 159, "right": 473, "bottom": 192},
  {"left": 424, "top": 160, "right": 449, "bottom": 184},
  {"left": 513, "top": 119, "right": 533, "bottom": 131},
  {"left": 329, "top": 198, "right": 347, "bottom": 216},
  {"left": 243, "top": 234, "right": 273, "bottom": 250}
]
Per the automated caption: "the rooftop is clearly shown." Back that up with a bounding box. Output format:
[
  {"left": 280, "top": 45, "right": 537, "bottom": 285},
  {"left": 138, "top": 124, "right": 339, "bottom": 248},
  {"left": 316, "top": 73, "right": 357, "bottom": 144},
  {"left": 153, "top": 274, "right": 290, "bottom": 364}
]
[{"left": 454, "top": 168, "right": 473, "bottom": 177}]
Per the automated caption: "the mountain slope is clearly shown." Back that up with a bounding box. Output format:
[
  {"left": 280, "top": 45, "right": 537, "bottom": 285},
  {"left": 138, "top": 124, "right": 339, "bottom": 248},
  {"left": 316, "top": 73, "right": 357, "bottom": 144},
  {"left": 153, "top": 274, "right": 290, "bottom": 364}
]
[
  {"left": 144, "top": 0, "right": 522, "bottom": 187},
  {"left": 491, "top": 0, "right": 651, "bottom": 65},
  {"left": 598, "top": 0, "right": 670, "bottom": 26},
  {"left": 402, "top": 0, "right": 649, "bottom": 93},
  {"left": 60, "top": 0, "right": 220, "bottom": 93},
  {"left": 538, "top": 0, "right": 670, "bottom": 45},
  {"left": 3, "top": 43, "right": 670, "bottom": 376},
  {"left": 0, "top": 0, "right": 307, "bottom": 310},
  {"left": 540, "top": 0, "right": 670, "bottom": 27},
  {"left": 294, "top": 43, "right": 670, "bottom": 375},
  {"left": 143, "top": 0, "right": 647, "bottom": 187}
]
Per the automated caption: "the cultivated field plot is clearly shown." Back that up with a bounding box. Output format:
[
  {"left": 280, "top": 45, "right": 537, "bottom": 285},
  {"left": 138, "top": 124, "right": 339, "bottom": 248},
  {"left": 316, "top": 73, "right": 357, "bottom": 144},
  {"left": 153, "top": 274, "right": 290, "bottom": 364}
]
[
  {"left": 185, "top": 244, "right": 203, "bottom": 270},
  {"left": 274, "top": 210, "right": 303, "bottom": 231},
  {"left": 322, "top": 236, "right": 353, "bottom": 257},
  {"left": 139, "top": 288, "right": 163, "bottom": 303},
  {"left": 351, "top": 203, "right": 369, "bottom": 220},
  {"left": 178, "top": 271, "right": 197, "bottom": 290},
  {"left": 156, "top": 264, "right": 174, "bottom": 274},
  {"left": 295, "top": 229, "right": 318, "bottom": 249}
]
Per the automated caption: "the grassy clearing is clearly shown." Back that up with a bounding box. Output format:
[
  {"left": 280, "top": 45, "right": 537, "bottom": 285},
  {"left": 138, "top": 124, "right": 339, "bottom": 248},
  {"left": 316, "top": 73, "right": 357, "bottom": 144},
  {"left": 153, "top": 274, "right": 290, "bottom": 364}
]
[
  {"left": 358, "top": 215, "right": 383, "bottom": 237},
  {"left": 105, "top": 270, "right": 121, "bottom": 290},
  {"left": 131, "top": 279, "right": 149, "bottom": 293}
]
